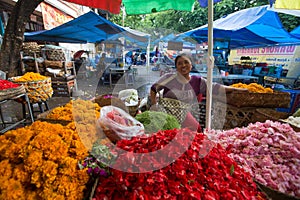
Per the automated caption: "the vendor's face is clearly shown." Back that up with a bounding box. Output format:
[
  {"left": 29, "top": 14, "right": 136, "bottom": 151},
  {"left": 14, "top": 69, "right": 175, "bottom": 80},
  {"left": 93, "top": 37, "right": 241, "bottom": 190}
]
[{"left": 176, "top": 56, "right": 192, "bottom": 76}]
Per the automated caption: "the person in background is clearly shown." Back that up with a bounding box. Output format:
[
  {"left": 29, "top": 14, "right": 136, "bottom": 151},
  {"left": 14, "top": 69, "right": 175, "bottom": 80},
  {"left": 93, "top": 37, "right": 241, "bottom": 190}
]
[
  {"left": 97, "top": 53, "right": 107, "bottom": 75},
  {"left": 149, "top": 53, "right": 246, "bottom": 132},
  {"left": 95, "top": 53, "right": 101, "bottom": 65}
]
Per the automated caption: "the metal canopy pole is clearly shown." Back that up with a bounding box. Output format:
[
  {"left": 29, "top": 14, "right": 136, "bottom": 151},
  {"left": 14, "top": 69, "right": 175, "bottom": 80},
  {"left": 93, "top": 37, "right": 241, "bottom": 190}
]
[{"left": 206, "top": 0, "right": 214, "bottom": 130}]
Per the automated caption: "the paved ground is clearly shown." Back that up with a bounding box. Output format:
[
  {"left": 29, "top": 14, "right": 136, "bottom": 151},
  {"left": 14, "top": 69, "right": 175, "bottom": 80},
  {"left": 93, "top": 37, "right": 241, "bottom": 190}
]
[{"left": 0, "top": 64, "right": 161, "bottom": 132}]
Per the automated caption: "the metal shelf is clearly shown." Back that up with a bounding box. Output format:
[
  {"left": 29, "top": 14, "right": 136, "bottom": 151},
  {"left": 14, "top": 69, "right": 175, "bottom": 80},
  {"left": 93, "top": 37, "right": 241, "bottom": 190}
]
[{"left": 0, "top": 93, "right": 34, "bottom": 134}]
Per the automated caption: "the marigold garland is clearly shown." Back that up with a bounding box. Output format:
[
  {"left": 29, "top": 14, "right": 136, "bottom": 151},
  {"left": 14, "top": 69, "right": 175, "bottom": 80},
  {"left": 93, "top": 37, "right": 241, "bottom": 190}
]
[
  {"left": 14, "top": 72, "right": 48, "bottom": 82},
  {"left": 46, "top": 98, "right": 105, "bottom": 150},
  {"left": 231, "top": 83, "right": 273, "bottom": 93},
  {"left": 0, "top": 121, "right": 90, "bottom": 200}
]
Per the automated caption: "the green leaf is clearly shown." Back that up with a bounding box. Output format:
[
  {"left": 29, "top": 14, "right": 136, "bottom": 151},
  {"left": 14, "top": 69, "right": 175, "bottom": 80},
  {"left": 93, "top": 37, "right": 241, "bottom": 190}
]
[
  {"left": 230, "top": 164, "right": 234, "bottom": 176},
  {"left": 78, "top": 161, "right": 85, "bottom": 170}
]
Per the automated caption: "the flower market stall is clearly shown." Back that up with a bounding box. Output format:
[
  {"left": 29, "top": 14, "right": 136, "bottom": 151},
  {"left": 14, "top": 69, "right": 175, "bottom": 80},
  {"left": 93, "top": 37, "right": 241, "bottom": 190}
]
[{"left": 0, "top": 83, "right": 300, "bottom": 199}]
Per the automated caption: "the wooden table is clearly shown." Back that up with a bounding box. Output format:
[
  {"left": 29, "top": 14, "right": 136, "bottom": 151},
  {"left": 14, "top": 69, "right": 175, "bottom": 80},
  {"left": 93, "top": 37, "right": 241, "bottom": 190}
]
[{"left": 109, "top": 66, "right": 130, "bottom": 88}]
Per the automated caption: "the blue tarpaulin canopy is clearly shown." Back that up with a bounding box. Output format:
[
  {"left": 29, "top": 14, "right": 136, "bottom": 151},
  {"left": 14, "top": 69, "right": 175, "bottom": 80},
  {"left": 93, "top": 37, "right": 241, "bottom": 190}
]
[
  {"left": 290, "top": 26, "right": 300, "bottom": 39},
  {"left": 177, "top": 5, "right": 300, "bottom": 49},
  {"left": 24, "top": 11, "right": 149, "bottom": 44}
]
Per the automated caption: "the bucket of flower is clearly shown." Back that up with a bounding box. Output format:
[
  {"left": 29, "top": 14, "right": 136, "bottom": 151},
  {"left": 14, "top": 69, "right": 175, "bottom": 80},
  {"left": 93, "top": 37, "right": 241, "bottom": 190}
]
[
  {"left": 9, "top": 72, "right": 53, "bottom": 103},
  {"left": 219, "top": 83, "right": 291, "bottom": 108},
  {"left": 0, "top": 79, "right": 26, "bottom": 101}
]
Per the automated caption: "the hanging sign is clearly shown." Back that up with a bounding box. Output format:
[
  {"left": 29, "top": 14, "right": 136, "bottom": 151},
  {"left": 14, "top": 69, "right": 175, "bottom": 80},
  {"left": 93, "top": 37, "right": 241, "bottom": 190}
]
[
  {"left": 40, "top": 2, "right": 73, "bottom": 30},
  {"left": 229, "top": 45, "right": 300, "bottom": 77}
]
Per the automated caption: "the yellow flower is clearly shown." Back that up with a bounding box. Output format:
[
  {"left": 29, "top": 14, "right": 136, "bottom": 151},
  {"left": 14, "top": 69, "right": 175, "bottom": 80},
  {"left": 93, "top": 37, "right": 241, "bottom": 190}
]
[
  {"left": 13, "top": 164, "right": 30, "bottom": 184},
  {"left": 0, "top": 159, "right": 12, "bottom": 180},
  {"left": 231, "top": 82, "right": 273, "bottom": 93},
  {"left": 14, "top": 72, "right": 48, "bottom": 82},
  {"left": 0, "top": 178, "right": 25, "bottom": 200},
  {"left": 0, "top": 121, "right": 90, "bottom": 199}
]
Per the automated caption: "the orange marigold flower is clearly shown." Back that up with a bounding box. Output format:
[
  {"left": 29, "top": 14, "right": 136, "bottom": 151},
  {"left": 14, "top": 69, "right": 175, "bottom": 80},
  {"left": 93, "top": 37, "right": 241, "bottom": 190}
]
[
  {"left": 0, "top": 178, "right": 25, "bottom": 200},
  {"left": 0, "top": 159, "right": 12, "bottom": 180}
]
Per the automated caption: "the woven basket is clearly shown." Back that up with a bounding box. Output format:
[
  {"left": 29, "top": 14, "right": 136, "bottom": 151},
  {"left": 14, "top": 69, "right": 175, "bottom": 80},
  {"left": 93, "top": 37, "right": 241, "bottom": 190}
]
[
  {"left": 252, "top": 108, "right": 290, "bottom": 123},
  {"left": 9, "top": 77, "right": 53, "bottom": 103},
  {"left": 93, "top": 94, "right": 127, "bottom": 111},
  {"left": 158, "top": 97, "right": 190, "bottom": 124},
  {"left": 212, "top": 101, "right": 256, "bottom": 130},
  {"left": 45, "top": 49, "right": 66, "bottom": 61},
  {"left": 217, "top": 90, "right": 291, "bottom": 108},
  {"left": 0, "top": 85, "right": 26, "bottom": 101}
]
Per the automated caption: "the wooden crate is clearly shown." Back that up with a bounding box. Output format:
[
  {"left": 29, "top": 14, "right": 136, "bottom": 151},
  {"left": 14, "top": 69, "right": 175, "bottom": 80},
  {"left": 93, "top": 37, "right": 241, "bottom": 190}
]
[{"left": 52, "top": 80, "right": 75, "bottom": 97}]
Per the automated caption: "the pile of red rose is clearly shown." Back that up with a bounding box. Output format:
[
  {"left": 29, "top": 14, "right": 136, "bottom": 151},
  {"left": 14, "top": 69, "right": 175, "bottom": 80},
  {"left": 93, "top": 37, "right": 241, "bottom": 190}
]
[
  {"left": 0, "top": 79, "right": 20, "bottom": 90},
  {"left": 93, "top": 128, "right": 265, "bottom": 200},
  {"left": 210, "top": 120, "right": 300, "bottom": 198}
]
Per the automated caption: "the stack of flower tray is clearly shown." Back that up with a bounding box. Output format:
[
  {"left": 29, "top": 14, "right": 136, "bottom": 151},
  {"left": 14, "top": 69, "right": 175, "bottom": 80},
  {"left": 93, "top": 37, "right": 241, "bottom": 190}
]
[{"left": 212, "top": 90, "right": 291, "bottom": 130}]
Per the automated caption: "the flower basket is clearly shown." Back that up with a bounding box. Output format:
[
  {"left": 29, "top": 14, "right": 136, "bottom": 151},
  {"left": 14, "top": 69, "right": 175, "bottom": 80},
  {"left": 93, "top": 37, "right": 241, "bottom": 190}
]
[
  {"left": 216, "top": 90, "right": 291, "bottom": 108},
  {"left": 252, "top": 108, "right": 291, "bottom": 123},
  {"left": 93, "top": 94, "right": 127, "bottom": 111},
  {"left": 212, "top": 101, "right": 257, "bottom": 130},
  {"left": 9, "top": 76, "right": 53, "bottom": 103},
  {"left": 0, "top": 85, "right": 26, "bottom": 101}
]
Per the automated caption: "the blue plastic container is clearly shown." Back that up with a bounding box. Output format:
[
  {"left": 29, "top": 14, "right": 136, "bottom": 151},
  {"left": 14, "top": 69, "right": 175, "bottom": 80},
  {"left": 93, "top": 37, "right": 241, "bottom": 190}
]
[{"left": 276, "top": 89, "right": 300, "bottom": 113}]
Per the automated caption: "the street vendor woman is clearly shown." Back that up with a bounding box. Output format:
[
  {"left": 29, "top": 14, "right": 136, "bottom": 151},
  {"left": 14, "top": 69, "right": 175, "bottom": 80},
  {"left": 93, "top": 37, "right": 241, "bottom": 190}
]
[{"left": 149, "top": 53, "right": 246, "bottom": 132}]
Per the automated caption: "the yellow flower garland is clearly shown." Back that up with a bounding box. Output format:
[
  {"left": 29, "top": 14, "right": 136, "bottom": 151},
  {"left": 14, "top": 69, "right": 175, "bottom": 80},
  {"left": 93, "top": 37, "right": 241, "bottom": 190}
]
[
  {"left": 0, "top": 121, "right": 90, "bottom": 200},
  {"left": 14, "top": 72, "right": 48, "bottom": 82},
  {"left": 46, "top": 98, "right": 105, "bottom": 150},
  {"left": 231, "top": 82, "right": 273, "bottom": 93}
]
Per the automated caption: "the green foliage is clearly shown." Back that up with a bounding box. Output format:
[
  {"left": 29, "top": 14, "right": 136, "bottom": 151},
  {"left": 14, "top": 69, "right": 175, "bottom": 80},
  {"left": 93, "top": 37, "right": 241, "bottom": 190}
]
[
  {"left": 110, "top": 0, "right": 299, "bottom": 34},
  {"left": 135, "top": 111, "right": 181, "bottom": 134}
]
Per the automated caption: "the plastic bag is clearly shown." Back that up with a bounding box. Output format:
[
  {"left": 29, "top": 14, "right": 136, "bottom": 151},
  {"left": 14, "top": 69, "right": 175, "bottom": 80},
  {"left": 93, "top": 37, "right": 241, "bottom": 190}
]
[
  {"left": 118, "top": 89, "right": 139, "bottom": 106},
  {"left": 98, "top": 106, "right": 144, "bottom": 141}
]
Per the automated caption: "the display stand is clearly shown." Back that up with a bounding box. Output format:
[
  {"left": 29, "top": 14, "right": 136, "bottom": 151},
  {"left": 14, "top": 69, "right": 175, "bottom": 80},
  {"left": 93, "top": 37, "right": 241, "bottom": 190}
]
[
  {"left": 0, "top": 93, "right": 34, "bottom": 134},
  {"left": 51, "top": 61, "right": 78, "bottom": 97}
]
